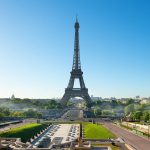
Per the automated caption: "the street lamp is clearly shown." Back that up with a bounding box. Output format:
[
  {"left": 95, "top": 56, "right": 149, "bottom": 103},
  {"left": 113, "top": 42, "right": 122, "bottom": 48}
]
[{"left": 148, "top": 123, "right": 150, "bottom": 140}]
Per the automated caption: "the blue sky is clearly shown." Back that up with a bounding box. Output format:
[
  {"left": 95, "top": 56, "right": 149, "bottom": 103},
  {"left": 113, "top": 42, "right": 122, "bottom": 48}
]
[{"left": 0, "top": 0, "right": 150, "bottom": 98}]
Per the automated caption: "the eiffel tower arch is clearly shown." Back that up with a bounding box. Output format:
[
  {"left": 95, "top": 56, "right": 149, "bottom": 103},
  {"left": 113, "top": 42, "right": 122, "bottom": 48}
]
[{"left": 60, "top": 18, "right": 92, "bottom": 108}]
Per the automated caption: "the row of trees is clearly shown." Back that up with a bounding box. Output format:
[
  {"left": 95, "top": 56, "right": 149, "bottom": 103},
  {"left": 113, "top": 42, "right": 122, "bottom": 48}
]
[
  {"left": 0, "top": 107, "right": 42, "bottom": 118},
  {"left": 93, "top": 109, "right": 115, "bottom": 117},
  {"left": 92, "top": 99, "right": 136, "bottom": 108},
  {"left": 124, "top": 103, "right": 150, "bottom": 115},
  {"left": 11, "top": 98, "right": 62, "bottom": 109},
  {"left": 124, "top": 103, "right": 150, "bottom": 122},
  {"left": 132, "top": 111, "right": 150, "bottom": 122},
  {"left": 92, "top": 99, "right": 150, "bottom": 122}
]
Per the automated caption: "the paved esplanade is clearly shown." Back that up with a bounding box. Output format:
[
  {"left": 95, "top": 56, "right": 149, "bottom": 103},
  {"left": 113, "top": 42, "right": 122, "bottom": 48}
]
[
  {"left": 104, "top": 122, "right": 150, "bottom": 150},
  {"left": 61, "top": 109, "right": 83, "bottom": 120},
  {"left": 31, "top": 124, "right": 80, "bottom": 148},
  {"left": 61, "top": 18, "right": 91, "bottom": 107}
]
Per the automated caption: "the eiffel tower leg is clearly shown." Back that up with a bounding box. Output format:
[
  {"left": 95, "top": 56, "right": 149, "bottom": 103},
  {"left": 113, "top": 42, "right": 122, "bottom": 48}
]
[
  {"left": 83, "top": 93, "right": 92, "bottom": 108},
  {"left": 79, "top": 76, "right": 86, "bottom": 89},
  {"left": 60, "top": 91, "right": 71, "bottom": 106},
  {"left": 67, "top": 76, "right": 74, "bottom": 88}
]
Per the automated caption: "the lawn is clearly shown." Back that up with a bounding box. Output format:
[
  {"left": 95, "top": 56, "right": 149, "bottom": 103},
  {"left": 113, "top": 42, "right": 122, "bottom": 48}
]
[
  {"left": 83, "top": 122, "right": 116, "bottom": 139},
  {"left": 0, "top": 123, "right": 48, "bottom": 143}
]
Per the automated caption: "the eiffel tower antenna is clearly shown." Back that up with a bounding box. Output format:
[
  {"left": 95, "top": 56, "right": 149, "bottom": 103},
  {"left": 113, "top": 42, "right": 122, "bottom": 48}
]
[
  {"left": 60, "top": 18, "right": 92, "bottom": 107},
  {"left": 76, "top": 15, "right": 78, "bottom": 22}
]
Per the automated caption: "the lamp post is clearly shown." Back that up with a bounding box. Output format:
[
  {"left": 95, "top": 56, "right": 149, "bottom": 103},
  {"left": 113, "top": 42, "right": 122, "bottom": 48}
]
[
  {"left": 135, "top": 123, "right": 137, "bottom": 134},
  {"left": 148, "top": 123, "right": 149, "bottom": 140}
]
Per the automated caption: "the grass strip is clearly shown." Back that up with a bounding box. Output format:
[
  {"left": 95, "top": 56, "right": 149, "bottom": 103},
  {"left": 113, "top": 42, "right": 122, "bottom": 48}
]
[
  {"left": 0, "top": 123, "right": 47, "bottom": 143},
  {"left": 83, "top": 122, "right": 116, "bottom": 139}
]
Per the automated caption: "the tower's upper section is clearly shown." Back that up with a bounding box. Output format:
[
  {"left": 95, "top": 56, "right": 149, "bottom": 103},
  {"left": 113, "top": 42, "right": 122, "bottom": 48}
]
[
  {"left": 72, "top": 18, "right": 81, "bottom": 70},
  {"left": 74, "top": 18, "right": 80, "bottom": 29}
]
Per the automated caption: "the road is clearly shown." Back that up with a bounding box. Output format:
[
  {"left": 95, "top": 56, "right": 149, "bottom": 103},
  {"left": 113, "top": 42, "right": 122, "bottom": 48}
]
[
  {"left": 104, "top": 122, "right": 150, "bottom": 150},
  {"left": 61, "top": 109, "right": 83, "bottom": 120}
]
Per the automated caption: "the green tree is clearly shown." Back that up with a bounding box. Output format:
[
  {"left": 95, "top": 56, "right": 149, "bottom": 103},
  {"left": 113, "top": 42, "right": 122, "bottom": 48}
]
[
  {"left": 132, "top": 111, "right": 142, "bottom": 121},
  {"left": 37, "top": 112, "right": 42, "bottom": 118},
  {"left": 126, "top": 99, "right": 135, "bottom": 105},
  {"left": 124, "top": 104, "right": 135, "bottom": 115},
  {"left": 111, "top": 100, "right": 118, "bottom": 107},
  {"left": 92, "top": 100, "right": 102, "bottom": 106},
  {"left": 45, "top": 100, "right": 61, "bottom": 109},
  {"left": 0, "top": 112, "right": 4, "bottom": 117},
  {"left": 11, "top": 111, "right": 25, "bottom": 117},
  {"left": 102, "top": 110, "right": 112, "bottom": 116},
  {"left": 24, "top": 109, "right": 37, "bottom": 118},
  {"left": 142, "top": 112, "right": 150, "bottom": 122},
  {"left": 0, "top": 107, "right": 11, "bottom": 116},
  {"left": 94, "top": 109, "right": 102, "bottom": 117},
  {"left": 11, "top": 98, "right": 22, "bottom": 103}
]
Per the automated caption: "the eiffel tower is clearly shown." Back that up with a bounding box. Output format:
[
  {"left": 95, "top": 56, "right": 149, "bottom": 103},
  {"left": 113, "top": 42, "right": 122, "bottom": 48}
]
[{"left": 60, "top": 18, "right": 92, "bottom": 107}]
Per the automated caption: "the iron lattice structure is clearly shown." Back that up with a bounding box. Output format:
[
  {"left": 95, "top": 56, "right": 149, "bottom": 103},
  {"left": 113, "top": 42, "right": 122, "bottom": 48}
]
[{"left": 61, "top": 19, "right": 92, "bottom": 107}]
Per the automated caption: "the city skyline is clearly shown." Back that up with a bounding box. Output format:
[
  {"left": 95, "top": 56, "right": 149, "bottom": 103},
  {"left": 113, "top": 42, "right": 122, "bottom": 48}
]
[{"left": 0, "top": 0, "right": 150, "bottom": 98}]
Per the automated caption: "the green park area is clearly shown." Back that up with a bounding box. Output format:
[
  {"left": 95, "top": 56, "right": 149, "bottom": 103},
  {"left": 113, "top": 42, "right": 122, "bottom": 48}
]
[
  {"left": 83, "top": 122, "right": 116, "bottom": 139},
  {"left": 0, "top": 123, "right": 48, "bottom": 143}
]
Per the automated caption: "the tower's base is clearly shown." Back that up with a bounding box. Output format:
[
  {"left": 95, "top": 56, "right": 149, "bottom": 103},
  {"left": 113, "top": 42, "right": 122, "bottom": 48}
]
[{"left": 61, "top": 88, "right": 91, "bottom": 108}]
